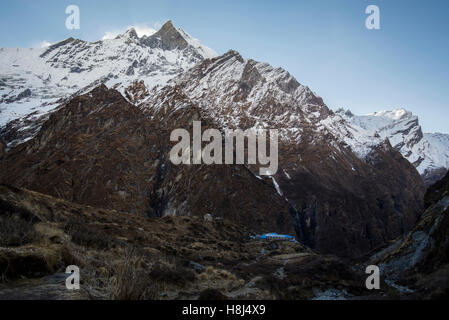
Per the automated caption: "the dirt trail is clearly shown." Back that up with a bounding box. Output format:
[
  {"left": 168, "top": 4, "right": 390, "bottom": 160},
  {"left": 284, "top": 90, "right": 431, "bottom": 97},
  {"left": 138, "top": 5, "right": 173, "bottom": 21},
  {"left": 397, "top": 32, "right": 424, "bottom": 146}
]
[{"left": 0, "top": 273, "right": 86, "bottom": 300}]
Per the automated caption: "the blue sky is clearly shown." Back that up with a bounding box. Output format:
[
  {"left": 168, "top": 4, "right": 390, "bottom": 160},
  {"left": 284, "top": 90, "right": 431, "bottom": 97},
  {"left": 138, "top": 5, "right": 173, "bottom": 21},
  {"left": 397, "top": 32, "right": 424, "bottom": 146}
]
[{"left": 0, "top": 0, "right": 448, "bottom": 133}]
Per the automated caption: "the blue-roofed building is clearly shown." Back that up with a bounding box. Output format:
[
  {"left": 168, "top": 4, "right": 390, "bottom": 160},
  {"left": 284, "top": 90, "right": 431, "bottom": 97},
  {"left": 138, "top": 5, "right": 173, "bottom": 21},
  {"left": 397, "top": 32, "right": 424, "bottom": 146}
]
[{"left": 256, "top": 233, "right": 296, "bottom": 241}]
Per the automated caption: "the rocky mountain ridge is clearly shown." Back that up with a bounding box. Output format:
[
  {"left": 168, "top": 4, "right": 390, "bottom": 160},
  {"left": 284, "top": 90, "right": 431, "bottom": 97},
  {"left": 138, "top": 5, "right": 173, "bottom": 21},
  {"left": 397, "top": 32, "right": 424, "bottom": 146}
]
[
  {"left": 368, "top": 170, "right": 449, "bottom": 298},
  {"left": 336, "top": 108, "right": 449, "bottom": 186},
  {"left": 0, "top": 20, "right": 216, "bottom": 147}
]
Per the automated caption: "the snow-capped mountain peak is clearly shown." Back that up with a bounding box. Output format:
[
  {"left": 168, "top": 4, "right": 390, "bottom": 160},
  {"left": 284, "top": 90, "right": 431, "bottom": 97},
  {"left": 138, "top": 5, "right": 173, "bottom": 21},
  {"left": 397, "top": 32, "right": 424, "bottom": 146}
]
[
  {"left": 120, "top": 27, "right": 140, "bottom": 40},
  {"left": 336, "top": 107, "right": 449, "bottom": 185},
  {"left": 0, "top": 20, "right": 217, "bottom": 145}
]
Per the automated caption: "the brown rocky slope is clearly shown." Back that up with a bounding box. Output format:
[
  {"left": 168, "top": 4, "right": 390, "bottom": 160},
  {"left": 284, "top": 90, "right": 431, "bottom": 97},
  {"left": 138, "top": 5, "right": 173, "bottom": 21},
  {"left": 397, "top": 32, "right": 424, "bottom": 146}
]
[
  {"left": 368, "top": 171, "right": 449, "bottom": 299},
  {"left": 0, "top": 184, "right": 398, "bottom": 300},
  {"left": 0, "top": 85, "right": 293, "bottom": 236}
]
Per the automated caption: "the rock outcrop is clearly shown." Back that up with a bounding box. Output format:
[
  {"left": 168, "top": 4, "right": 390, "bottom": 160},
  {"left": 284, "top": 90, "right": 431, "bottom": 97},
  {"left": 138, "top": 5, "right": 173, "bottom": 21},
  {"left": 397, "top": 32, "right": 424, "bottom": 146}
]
[
  {"left": 141, "top": 20, "right": 189, "bottom": 51},
  {"left": 369, "top": 171, "right": 449, "bottom": 298},
  {"left": 0, "top": 139, "right": 5, "bottom": 159}
]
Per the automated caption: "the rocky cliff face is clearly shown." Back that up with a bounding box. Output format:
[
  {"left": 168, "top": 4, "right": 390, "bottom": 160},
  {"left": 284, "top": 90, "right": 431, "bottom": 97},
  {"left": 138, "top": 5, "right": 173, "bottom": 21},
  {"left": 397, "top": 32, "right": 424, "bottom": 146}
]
[
  {"left": 0, "top": 139, "right": 5, "bottom": 159},
  {"left": 337, "top": 108, "right": 449, "bottom": 186},
  {"left": 141, "top": 20, "right": 189, "bottom": 51},
  {"left": 425, "top": 169, "right": 449, "bottom": 209},
  {"left": 369, "top": 171, "right": 449, "bottom": 298}
]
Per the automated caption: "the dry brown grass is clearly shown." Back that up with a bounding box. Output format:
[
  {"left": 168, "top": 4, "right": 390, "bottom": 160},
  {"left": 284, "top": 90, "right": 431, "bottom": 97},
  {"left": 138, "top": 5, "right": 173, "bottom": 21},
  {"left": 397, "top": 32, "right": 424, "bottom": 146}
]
[
  {"left": 108, "top": 247, "right": 166, "bottom": 300},
  {"left": 200, "top": 266, "right": 238, "bottom": 281},
  {"left": 0, "top": 215, "right": 39, "bottom": 247},
  {"left": 196, "top": 266, "right": 244, "bottom": 293},
  {"left": 64, "top": 218, "right": 118, "bottom": 250}
]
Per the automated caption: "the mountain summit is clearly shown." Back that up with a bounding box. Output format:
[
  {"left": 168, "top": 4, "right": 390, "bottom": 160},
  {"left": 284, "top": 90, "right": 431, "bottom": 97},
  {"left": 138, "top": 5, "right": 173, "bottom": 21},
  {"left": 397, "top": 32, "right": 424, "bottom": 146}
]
[
  {"left": 121, "top": 27, "right": 139, "bottom": 40},
  {"left": 337, "top": 108, "right": 449, "bottom": 185},
  {"left": 0, "top": 20, "right": 217, "bottom": 147},
  {"left": 141, "top": 20, "right": 189, "bottom": 50}
]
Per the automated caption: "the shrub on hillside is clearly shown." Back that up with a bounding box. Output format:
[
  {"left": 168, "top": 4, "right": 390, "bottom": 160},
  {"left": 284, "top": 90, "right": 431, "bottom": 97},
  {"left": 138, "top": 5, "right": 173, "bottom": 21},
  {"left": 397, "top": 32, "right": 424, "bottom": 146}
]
[{"left": 0, "top": 215, "right": 38, "bottom": 247}]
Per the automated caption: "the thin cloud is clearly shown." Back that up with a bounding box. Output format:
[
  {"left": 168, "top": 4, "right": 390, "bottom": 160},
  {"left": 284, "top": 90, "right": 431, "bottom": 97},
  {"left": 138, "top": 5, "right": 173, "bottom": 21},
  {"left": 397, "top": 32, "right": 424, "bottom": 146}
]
[
  {"left": 40, "top": 40, "right": 52, "bottom": 48},
  {"left": 30, "top": 40, "right": 52, "bottom": 48}
]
